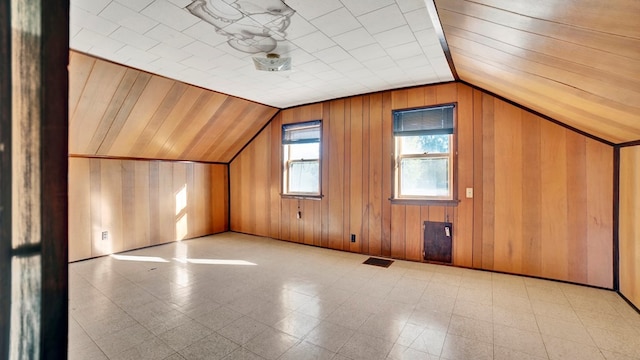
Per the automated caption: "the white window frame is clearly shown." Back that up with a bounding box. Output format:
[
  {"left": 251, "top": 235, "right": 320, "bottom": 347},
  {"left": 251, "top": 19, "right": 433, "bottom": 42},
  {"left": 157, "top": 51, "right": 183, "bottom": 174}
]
[
  {"left": 282, "top": 120, "right": 321, "bottom": 197},
  {"left": 393, "top": 104, "right": 456, "bottom": 201}
]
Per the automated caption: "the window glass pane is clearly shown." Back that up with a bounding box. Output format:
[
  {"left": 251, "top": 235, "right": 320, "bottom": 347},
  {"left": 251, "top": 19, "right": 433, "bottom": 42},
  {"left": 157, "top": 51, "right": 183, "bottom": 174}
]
[
  {"left": 400, "top": 135, "right": 449, "bottom": 155},
  {"left": 288, "top": 161, "right": 319, "bottom": 193},
  {"left": 288, "top": 143, "right": 319, "bottom": 160},
  {"left": 400, "top": 158, "right": 449, "bottom": 197}
]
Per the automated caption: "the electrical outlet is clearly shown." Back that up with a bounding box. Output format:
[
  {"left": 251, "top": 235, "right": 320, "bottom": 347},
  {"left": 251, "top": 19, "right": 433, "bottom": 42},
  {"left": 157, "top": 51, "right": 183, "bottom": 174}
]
[
  {"left": 101, "top": 231, "right": 108, "bottom": 241},
  {"left": 350, "top": 234, "right": 356, "bottom": 243}
]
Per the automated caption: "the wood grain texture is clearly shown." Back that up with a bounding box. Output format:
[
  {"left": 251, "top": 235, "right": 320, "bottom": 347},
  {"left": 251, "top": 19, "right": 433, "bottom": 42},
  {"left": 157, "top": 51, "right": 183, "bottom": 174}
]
[
  {"left": 229, "top": 82, "right": 614, "bottom": 288},
  {"left": 435, "top": 0, "right": 640, "bottom": 144},
  {"left": 480, "top": 94, "right": 613, "bottom": 287},
  {"left": 68, "top": 51, "right": 278, "bottom": 162},
  {"left": 68, "top": 157, "right": 227, "bottom": 261},
  {"left": 619, "top": 146, "right": 640, "bottom": 308}
]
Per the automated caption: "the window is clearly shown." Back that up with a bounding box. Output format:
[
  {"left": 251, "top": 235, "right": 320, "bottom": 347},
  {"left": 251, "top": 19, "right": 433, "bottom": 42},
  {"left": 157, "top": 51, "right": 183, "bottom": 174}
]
[
  {"left": 393, "top": 104, "right": 455, "bottom": 200},
  {"left": 282, "top": 120, "right": 321, "bottom": 196}
]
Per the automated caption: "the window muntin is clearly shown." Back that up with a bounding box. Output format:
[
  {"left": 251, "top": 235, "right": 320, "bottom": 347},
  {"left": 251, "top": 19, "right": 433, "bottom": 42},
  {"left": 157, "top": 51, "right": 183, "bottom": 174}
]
[
  {"left": 393, "top": 105, "right": 455, "bottom": 200},
  {"left": 282, "top": 121, "right": 321, "bottom": 196}
]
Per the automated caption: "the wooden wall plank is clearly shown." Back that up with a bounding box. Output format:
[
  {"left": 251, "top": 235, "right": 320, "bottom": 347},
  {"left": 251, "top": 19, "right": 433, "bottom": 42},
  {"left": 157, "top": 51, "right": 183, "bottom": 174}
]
[
  {"left": 586, "top": 141, "right": 613, "bottom": 288},
  {"left": 492, "top": 100, "right": 523, "bottom": 274},
  {"left": 391, "top": 205, "right": 406, "bottom": 258},
  {"left": 540, "top": 121, "right": 569, "bottom": 281},
  {"left": 520, "top": 113, "right": 542, "bottom": 276},
  {"left": 405, "top": 206, "right": 422, "bottom": 261},
  {"left": 620, "top": 146, "right": 640, "bottom": 307},
  {"left": 211, "top": 164, "right": 229, "bottom": 234},
  {"left": 454, "top": 83, "right": 474, "bottom": 267},
  {"left": 472, "top": 90, "right": 484, "bottom": 268},
  {"left": 70, "top": 60, "right": 127, "bottom": 154},
  {"left": 68, "top": 158, "right": 92, "bottom": 262},
  {"left": 68, "top": 52, "right": 95, "bottom": 121},
  {"left": 481, "top": 94, "right": 495, "bottom": 269},
  {"left": 133, "top": 161, "right": 151, "bottom": 249},
  {"left": 349, "top": 97, "right": 364, "bottom": 253},
  {"left": 121, "top": 160, "right": 136, "bottom": 251},
  {"left": 327, "top": 100, "right": 345, "bottom": 250},
  {"left": 368, "top": 93, "right": 383, "bottom": 256},
  {"left": 566, "top": 132, "right": 588, "bottom": 283}
]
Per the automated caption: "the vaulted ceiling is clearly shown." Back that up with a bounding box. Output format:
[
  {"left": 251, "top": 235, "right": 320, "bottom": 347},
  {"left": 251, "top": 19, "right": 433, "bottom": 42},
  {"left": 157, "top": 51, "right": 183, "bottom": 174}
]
[
  {"left": 69, "top": 0, "right": 640, "bottom": 148},
  {"left": 435, "top": 0, "right": 640, "bottom": 144},
  {"left": 69, "top": 0, "right": 453, "bottom": 108}
]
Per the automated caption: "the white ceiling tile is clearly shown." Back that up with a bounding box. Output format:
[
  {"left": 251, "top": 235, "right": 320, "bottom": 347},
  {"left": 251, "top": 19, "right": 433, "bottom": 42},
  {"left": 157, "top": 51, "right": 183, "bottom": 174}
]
[
  {"left": 373, "top": 25, "right": 414, "bottom": 49},
  {"left": 110, "top": 27, "right": 159, "bottom": 50},
  {"left": 180, "top": 56, "right": 215, "bottom": 71},
  {"left": 293, "top": 31, "right": 335, "bottom": 53},
  {"left": 167, "top": 0, "right": 192, "bottom": 7},
  {"left": 423, "top": 44, "right": 444, "bottom": 58},
  {"left": 396, "top": 54, "right": 431, "bottom": 68},
  {"left": 387, "top": 41, "right": 423, "bottom": 60},
  {"left": 148, "top": 43, "right": 191, "bottom": 62},
  {"left": 315, "top": 70, "right": 347, "bottom": 81},
  {"left": 150, "top": 57, "right": 189, "bottom": 73},
  {"left": 182, "top": 21, "right": 228, "bottom": 47},
  {"left": 182, "top": 41, "right": 225, "bottom": 60},
  {"left": 362, "top": 55, "right": 397, "bottom": 70},
  {"left": 70, "top": 5, "right": 119, "bottom": 36},
  {"left": 404, "top": 7, "right": 432, "bottom": 32},
  {"left": 141, "top": 0, "right": 199, "bottom": 31},
  {"left": 332, "top": 58, "right": 364, "bottom": 73},
  {"left": 115, "top": 45, "right": 160, "bottom": 63},
  {"left": 357, "top": 4, "right": 405, "bottom": 35},
  {"left": 72, "top": 0, "right": 110, "bottom": 15},
  {"left": 280, "top": 48, "right": 315, "bottom": 66},
  {"left": 340, "top": 0, "right": 394, "bottom": 16},
  {"left": 313, "top": 46, "right": 352, "bottom": 64},
  {"left": 415, "top": 29, "right": 441, "bottom": 48},
  {"left": 115, "top": 0, "right": 154, "bottom": 12},
  {"left": 311, "top": 7, "right": 360, "bottom": 37},
  {"left": 285, "top": 0, "right": 343, "bottom": 20},
  {"left": 285, "top": 13, "right": 318, "bottom": 40},
  {"left": 332, "top": 28, "right": 376, "bottom": 51},
  {"left": 350, "top": 43, "right": 386, "bottom": 62},
  {"left": 70, "top": 24, "right": 82, "bottom": 38},
  {"left": 396, "top": 0, "right": 425, "bottom": 13},
  {"left": 78, "top": 29, "right": 125, "bottom": 53},
  {"left": 296, "top": 59, "right": 332, "bottom": 73},
  {"left": 145, "top": 24, "right": 195, "bottom": 48},
  {"left": 100, "top": 2, "right": 158, "bottom": 34}
]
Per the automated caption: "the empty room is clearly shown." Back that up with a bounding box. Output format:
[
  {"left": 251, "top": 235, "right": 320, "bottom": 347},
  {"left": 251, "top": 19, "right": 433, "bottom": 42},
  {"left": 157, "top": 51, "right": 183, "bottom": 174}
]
[{"left": 1, "top": 0, "right": 639, "bottom": 359}]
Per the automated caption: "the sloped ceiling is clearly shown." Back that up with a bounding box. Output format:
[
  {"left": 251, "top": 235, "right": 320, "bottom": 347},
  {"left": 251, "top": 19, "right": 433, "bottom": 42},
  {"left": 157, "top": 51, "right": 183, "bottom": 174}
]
[
  {"left": 435, "top": 0, "right": 640, "bottom": 144},
  {"left": 69, "top": 51, "right": 278, "bottom": 163},
  {"left": 69, "top": 0, "right": 453, "bottom": 108}
]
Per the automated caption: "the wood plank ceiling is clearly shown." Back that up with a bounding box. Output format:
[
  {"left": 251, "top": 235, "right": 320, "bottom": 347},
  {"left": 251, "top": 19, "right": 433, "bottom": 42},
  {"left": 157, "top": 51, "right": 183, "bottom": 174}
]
[
  {"left": 434, "top": 0, "right": 640, "bottom": 144},
  {"left": 69, "top": 51, "right": 279, "bottom": 163}
]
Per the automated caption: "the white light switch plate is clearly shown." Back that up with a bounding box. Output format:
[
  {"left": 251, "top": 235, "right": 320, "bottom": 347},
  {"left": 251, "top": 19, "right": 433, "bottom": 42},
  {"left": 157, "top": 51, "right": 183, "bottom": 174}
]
[{"left": 465, "top": 188, "right": 473, "bottom": 198}]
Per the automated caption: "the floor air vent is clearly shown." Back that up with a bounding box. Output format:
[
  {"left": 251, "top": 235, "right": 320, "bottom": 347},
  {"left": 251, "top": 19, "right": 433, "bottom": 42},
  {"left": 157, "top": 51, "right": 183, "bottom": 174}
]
[{"left": 363, "top": 257, "right": 394, "bottom": 268}]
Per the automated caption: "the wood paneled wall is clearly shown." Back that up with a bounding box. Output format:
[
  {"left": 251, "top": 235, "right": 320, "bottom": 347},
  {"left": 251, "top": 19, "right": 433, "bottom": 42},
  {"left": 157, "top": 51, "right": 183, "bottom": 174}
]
[
  {"left": 69, "top": 51, "right": 278, "bottom": 163},
  {"left": 69, "top": 157, "right": 228, "bottom": 262},
  {"left": 478, "top": 94, "right": 613, "bottom": 288},
  {"left": 620, "top": 146, "right": 640, "bottom": 308},
  {"left": 230, "top": 82, "right": 614, "bottom": 288}
]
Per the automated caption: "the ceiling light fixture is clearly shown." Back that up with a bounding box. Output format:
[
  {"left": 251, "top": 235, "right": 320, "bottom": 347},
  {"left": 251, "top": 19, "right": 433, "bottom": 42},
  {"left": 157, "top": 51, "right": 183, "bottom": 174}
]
[{"left": 252, "top": 53, "right": 291, "bottom": 72}]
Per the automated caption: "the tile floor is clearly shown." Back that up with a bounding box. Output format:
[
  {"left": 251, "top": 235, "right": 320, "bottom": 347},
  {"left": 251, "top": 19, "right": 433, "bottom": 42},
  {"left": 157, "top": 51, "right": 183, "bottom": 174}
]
[{"left": 69, "top": 232, "right": 640, "bottom": 360}]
